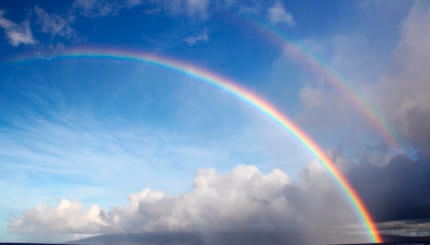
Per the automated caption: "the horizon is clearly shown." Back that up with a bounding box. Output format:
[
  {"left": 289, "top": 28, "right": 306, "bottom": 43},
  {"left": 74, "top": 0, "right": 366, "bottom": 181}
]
[{"left": 1, "top": 0, "right": 430, "bottom": 244}]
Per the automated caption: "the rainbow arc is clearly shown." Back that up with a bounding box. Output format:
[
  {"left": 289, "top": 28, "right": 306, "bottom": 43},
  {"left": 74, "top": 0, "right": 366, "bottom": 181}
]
[
  {"left": 12, "top": 48, "right": 383, "bottom": 243},
  {"left": 247, "top": 18, "right": 406, "bottom": 154}
]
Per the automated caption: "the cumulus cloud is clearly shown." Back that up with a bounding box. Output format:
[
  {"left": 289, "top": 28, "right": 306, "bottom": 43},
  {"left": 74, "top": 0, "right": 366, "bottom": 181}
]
[
  {"left": 267, "top": 1, "right": 295, "bottom": 26},
  {"left": 184, "top": 28, "right": 208, "bottom": 46},
  {"left": 373, "top": 1, "right": 430, "bottom": 153},
  {"left": 9, "top": 147, "right": 430, "bottom": 242},
  {"left": 9, "top": 165, "right": 291, "bottom": 234},
  {"left": 9, "top": 163, "right": 368, "bottom": 244},
  {"left": 9, "top": 199, "right": 107, "bottom": 234},
  {"left": 34, "top": 6, "right": 76, "bottom": 39},
  {"left": 0, "top": 9, "right": 36, "bottom": 46}
]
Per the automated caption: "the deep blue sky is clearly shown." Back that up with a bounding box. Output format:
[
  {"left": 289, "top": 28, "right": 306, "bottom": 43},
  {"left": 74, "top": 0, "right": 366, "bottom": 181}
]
[{"left": 0, "top": 0, "right": 422, "bottom": 243}]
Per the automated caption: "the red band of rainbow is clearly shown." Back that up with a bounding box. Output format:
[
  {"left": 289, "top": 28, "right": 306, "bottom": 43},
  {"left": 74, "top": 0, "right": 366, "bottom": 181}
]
[
  {"left": 245, "top": 18, "right": 406, "bottom": 155},
  {"left": 12, "top": 48, "right": 383, "bottom": 243}
]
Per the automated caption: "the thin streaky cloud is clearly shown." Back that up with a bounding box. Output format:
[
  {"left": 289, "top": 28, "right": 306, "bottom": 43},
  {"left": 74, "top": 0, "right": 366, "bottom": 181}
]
[
  {"left": 184, "top": 28, "right": 208, "bottom": 46},
  {"left": 0, "top": 9, "right": 36, "bottom": 46}
]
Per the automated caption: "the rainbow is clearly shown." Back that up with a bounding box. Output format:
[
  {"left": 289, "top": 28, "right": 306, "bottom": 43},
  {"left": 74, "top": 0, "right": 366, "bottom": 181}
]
[
  {"left": 247, "top": 18, "right": 406, "bottom": 154},
  {"left": 11, "top": 47, "right": 382, "bottom": 243}
]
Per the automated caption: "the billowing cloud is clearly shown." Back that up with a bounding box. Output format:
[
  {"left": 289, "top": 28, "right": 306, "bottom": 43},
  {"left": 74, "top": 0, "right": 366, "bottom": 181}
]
[
  {"left": 0, "top": 9, "right": 36, "bottom": 46},
  {"left": 373, "top": 1, "right": 430, "bottom": 153},
  {"left": 184, "top": 28, "right": 208, "bottom": 46},
  {"left": 267, "top": 1, "right": 295, "bottom": 26},
  {"left": 9, "top": 165, "right": 291, "bottom": 234},
  {"left": 9, "top": 148, "right": 430, "bottom": 242},
  {"left": 274, "top": 1, "right": 430, "bottom": 155},
  {"left": 9, "top": 163, "right": 368, "bottom": 244}
]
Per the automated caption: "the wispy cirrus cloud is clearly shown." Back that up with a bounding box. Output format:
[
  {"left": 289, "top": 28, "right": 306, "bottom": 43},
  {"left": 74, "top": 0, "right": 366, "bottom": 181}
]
[
  {"left": 72, "top": 0, "right": 119, "bottom": 17},
  {"left": 184, "top": 28, "right": 208, "bottom": 46},
  {"left": 267, "top": 1, "right": 295, "bottom": 26},
  {"left": 144, "top": 0, "right": 210, "bottom": 19},
  {"left": 34, "top": 6, "right": 76, "bottom": 39},
  {"left": 0, "top": 9, "right": 36, "bottom": 46}
]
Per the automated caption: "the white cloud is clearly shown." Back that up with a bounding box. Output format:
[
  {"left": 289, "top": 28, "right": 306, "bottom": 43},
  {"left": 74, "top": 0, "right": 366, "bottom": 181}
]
[
  {"left": 9, "top": 158, "right": 369, "bottom": 244},
  {"left": 184, "top": 28, "right": 208, "bottom": 46},
  {"left": 9, "top": 165, "right": 291, "bottom": 234},
  {"left": 34, "top": 6, "right": 76, "bottom": 39},
  {"left": 14, "top": 149, "right": 430, "bottom": 243},
  {"left": 267, "top": 1, "right": 295, "bottom": 26},
  {"left": 0, "top": 9, "right": 36, "bottom": 46}
]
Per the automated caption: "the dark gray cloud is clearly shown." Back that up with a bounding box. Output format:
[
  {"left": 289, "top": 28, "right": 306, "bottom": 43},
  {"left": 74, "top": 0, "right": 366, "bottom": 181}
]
[
  {"left": 378, "top": 219, "right": 430, "bottom": 237},
  {"left": 72, "top": 232, "right": 317, "bottom": 245},
  {"left": 349, "top": 154, "right": 430, "bottom": 223},
  {"left": 9, "top": 148, "right": 430, "bottom": 242}
]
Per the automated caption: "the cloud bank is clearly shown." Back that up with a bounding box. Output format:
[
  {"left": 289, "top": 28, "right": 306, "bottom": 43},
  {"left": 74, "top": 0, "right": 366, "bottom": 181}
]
[
  {"left": 9, "top": 165, "right": 292, "bottom": 234},
  {"left": 9, "top": 147, "right": 430, "bottom": 241},
  {"left": 9, "top": 163, "right": 370, "bottom": 243},
  {"left": 11, "top": 154, "right": 386, "bottom": 244}
]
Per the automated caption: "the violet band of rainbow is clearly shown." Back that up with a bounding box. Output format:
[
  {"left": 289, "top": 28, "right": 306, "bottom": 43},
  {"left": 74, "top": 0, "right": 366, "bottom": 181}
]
[
  {"left": 246, "top": 18, "right": 406, "bottom": 155},
  {"left": 12, "top": 47, "right": 383, "bottom": 243}
]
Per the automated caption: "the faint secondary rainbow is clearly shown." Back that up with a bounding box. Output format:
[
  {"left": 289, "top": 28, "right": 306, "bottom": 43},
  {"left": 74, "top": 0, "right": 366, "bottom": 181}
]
[
  {"left": 247, "top": 18, "right": 406, "bottom": 154},
  {"left": 12, "top": 48, "right": 382, "bottom": 243}
]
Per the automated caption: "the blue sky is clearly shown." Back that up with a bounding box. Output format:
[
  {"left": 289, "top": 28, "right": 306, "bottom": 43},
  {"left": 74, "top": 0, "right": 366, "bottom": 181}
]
[{"left": 1, "top": 0, "right": 429, "bottom": 243}]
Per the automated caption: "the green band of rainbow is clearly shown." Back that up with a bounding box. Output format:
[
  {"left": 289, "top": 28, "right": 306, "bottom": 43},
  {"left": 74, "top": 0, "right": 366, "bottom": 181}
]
[
  {"left": 12, "top": 48, "right": 382, "bottom": 243},
  {"left": 247, "top": 18, "right": 406, "bottom": 154}
]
